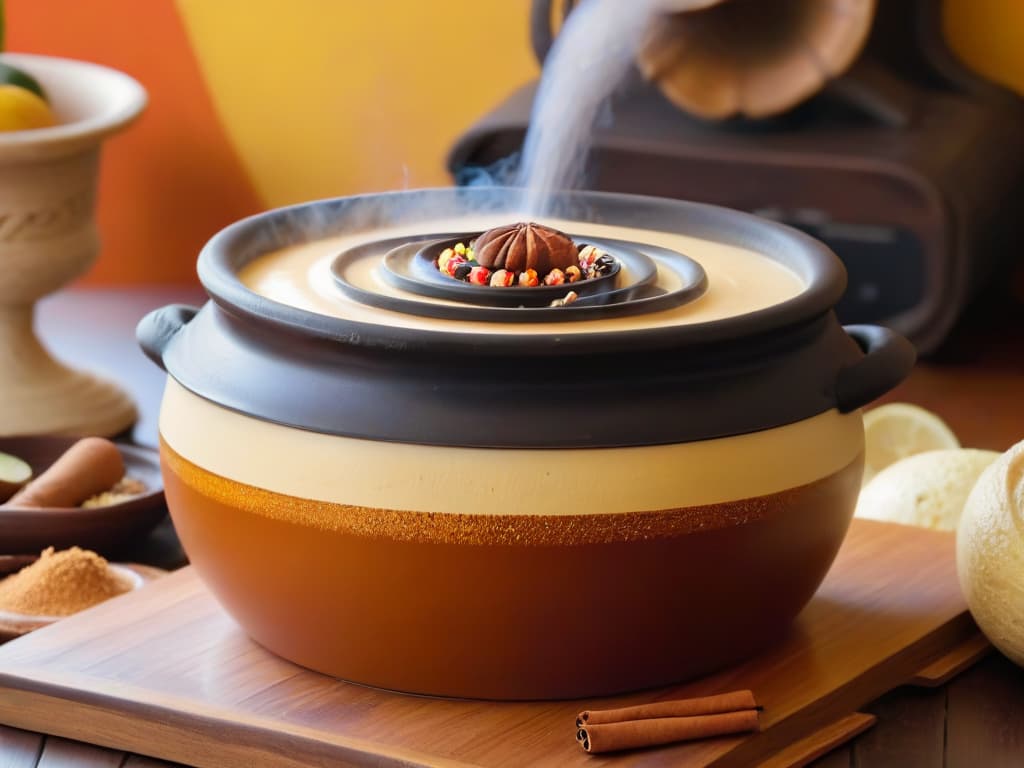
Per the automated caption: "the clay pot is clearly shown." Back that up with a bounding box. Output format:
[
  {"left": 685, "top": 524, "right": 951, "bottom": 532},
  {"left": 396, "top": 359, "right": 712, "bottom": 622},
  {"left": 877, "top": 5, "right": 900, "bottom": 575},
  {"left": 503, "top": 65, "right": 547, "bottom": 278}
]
[
  {"left": 138, "top": 188, "right": 913, "bottom": 699},
  {"left": 639, "top": 0, "right": 877, "bottom": 119}
]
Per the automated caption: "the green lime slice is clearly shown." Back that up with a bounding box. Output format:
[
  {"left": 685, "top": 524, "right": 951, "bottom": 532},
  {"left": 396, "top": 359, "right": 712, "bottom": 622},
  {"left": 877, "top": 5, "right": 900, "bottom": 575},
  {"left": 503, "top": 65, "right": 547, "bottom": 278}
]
[
  {"left": 0, "top": 62, "right": 48, "bottom": 102},
  {"left": 0, "top": 449, "right": 32, "bottom": 502}
]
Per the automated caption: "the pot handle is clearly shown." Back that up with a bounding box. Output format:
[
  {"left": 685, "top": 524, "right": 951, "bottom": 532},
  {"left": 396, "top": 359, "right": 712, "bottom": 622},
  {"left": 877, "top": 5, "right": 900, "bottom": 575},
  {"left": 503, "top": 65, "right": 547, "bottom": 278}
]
[
  {"left": 835, "top": 325, "right": 916, "bottom": 413},
  {"left": 137, "top": 304, "right": 200, "bottom": 372}
]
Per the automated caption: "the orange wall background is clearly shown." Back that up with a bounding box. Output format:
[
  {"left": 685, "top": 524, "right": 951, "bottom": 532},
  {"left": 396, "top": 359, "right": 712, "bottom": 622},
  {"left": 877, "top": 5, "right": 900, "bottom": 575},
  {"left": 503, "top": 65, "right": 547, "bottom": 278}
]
[
  {"left": 3, "top": 0, "right": 1021, "bottom": 285},
  {"left": 6, "top": 0, "right": 265, "bottom": 285}
]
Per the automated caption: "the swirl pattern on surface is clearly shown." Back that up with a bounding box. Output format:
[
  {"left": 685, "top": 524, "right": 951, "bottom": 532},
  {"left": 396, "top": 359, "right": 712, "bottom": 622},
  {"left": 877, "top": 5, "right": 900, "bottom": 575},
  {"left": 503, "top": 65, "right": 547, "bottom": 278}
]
[{"left": 330, "top": 230, "right": 708, "bottom": 323}]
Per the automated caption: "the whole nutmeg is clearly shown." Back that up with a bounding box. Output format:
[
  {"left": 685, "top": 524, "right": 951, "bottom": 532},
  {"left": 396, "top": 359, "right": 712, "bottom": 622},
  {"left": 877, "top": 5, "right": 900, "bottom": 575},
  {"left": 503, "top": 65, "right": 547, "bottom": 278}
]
[{"left": 473, "top": 223, "right": 578, "bottom": 275}]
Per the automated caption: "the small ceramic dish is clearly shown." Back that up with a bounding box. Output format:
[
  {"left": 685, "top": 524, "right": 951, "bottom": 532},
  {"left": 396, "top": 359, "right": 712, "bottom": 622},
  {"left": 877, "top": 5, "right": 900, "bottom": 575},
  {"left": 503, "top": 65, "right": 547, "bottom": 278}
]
[
  {"left": 0, "top": 561, "right": 165, "bottom": 642},
  {"left": 0, "top": 436, "right": 166, "bottom": 554}
]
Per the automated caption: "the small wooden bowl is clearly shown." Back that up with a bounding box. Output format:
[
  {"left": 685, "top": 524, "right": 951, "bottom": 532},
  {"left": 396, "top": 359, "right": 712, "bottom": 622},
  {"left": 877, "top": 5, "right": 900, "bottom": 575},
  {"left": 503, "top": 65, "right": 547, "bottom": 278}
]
[
  {"left": 0, "top": 561, "right": 166, "bottom": 642},
  {"left": 0, "top": 436, "right": 166, "bottom": 555}
]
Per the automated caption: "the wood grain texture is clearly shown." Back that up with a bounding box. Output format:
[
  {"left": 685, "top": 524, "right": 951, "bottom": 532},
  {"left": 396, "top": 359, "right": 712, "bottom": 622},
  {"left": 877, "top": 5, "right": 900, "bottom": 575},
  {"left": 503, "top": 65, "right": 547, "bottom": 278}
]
[
  {"left": 947, "top": 654, "right": 1024, "bottom": 768},
  {"left": 0, "top": 520, "right": 974, "bottom": 768},
  {"left": 0, "top": 725, "right": 42, "bottom": 768},
  {"left": 850, "top": 688, "right": 946, "bottom": 768},
  {"left": 122, "top": 756, "right": 184, "bottom": 768},
  {"left": 36, "top": 737, "right": 124, "bottom": 768},
  {"left": 807, "top": 747, "right": 851, "bottom": 768},
  {"left": 909, "top": 633, "right": 992, "bottom": 688},
  {"left": 761, "top": 713, "right": 874, "bottom": 768}
]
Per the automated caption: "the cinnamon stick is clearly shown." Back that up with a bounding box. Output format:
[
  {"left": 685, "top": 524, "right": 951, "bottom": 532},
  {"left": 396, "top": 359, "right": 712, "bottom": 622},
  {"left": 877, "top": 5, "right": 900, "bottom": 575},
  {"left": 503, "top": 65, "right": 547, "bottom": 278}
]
[
  {"left": 577, "top": 689, "right": 757, "bottom": 727},
  {"left": 577, "top": 710, "right": 760, "bottom": 754},
  {"left": 4, "top": 438, "right": 124, "bottom": 509}
]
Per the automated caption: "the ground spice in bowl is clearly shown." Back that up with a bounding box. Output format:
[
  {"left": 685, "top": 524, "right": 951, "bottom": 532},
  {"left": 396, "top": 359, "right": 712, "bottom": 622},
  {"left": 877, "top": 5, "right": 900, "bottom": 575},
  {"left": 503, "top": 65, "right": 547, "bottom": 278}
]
[
  {"left": 81, "top": 476, "right": 148, "bottom": 508},
  {"left": 0, "top": 546, "right": 133, "bottom": 616}
]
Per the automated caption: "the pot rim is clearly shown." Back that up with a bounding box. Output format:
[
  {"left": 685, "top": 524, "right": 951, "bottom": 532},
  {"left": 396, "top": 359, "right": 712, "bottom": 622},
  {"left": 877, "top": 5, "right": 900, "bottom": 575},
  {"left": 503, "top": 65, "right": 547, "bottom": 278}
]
[{"left": 196, "top": 187, "right": 847, "bottom": 356}]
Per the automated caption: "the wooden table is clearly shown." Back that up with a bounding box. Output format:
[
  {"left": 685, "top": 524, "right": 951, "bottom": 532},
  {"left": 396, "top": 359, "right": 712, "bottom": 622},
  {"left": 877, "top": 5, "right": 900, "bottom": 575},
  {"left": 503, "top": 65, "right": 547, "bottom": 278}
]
[{"left": 1, "top": 285, "right": 1020, "bottom": 767}]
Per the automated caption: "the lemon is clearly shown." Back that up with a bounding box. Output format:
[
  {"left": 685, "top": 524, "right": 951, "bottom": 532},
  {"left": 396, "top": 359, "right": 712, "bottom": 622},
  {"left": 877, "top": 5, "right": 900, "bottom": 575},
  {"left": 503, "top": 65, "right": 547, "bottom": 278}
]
[
  {"left": 862, "top": 403, "right": 960, "bottom": 485},
  {"left": 0, "top": 84, "right": 56, "bottom": 132},
  {"left": 957, "top": 440, "right": 1024, "bottom": 667},
  {"left": 0, "top": 450, "right": 32, "bottom": 502},
  {"left": 855, "top": 448, "right": 1000, "bottom": 531}
]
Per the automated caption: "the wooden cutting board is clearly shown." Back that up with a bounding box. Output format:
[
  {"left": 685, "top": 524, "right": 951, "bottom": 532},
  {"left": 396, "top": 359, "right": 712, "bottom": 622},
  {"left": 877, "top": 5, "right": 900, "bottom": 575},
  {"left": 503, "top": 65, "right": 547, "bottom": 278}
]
[{"left": 0, "top": 520, "right": 981, "bottom": 768}]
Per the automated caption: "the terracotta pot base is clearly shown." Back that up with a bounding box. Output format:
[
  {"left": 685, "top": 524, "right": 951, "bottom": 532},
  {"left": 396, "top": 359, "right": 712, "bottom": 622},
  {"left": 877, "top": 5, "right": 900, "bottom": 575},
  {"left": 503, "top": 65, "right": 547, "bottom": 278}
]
[{"left": 162, "top": 440, "right": 862, "bottom": 700}]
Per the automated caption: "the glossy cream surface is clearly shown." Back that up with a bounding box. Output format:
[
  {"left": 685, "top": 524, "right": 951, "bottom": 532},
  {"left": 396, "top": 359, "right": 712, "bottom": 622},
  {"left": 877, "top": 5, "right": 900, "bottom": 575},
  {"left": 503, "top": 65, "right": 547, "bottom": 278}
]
[
  {"left": 160, "top": 378, "right": 864, "bottom": 514},
  {"left": 238, "top": 216, "right": 805, "bottom": 335}
]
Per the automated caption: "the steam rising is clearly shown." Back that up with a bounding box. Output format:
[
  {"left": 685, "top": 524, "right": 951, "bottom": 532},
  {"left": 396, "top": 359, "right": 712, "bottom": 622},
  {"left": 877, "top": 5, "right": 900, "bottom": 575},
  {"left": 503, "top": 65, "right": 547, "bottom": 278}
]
[
  {"left": 236, "top": 0, "right": 706, "bottom": 258},
  {"left": 517, "top": 0, "right": 678, "bottom": 215},
  {"left": 455, "top": 152, "right": 522, "bottom": 189}
]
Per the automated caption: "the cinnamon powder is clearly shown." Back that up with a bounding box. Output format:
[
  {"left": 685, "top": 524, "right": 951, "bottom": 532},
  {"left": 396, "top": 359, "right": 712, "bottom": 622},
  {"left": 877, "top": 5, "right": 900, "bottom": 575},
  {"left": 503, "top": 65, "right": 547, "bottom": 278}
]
[{"left": 0, "top": 547, "right": 132, "bottom": 616}]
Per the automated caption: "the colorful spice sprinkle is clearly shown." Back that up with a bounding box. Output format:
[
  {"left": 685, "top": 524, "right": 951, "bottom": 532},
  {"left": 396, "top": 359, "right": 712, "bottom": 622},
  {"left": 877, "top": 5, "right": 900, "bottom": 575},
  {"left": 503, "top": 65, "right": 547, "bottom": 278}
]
[
  {"left": 543, "top": 268, "right": 566, "bottom": 286},
  {"left": 444, "top": 256, "right": 465, "bottom": 277},
  {"left": 518, "top": 268, "right": 540, "bottom": 287},
  {"left": 592, "top": 254, "right": 615, "bottom": 276},
  {"left": 434, "top": 237, "right": 614, "bottom": 289},
  {"left": 489, "top": 269, "right": 515, "bottom": 287},
  {"left": 579, "top": 244, "right": 601, "bottom": 268},
  {"left": 438, "top": 248, "right": 457, "bottom": 273},
  {"left": 469, "top": 265, "right": 491, "bottom": 285}
]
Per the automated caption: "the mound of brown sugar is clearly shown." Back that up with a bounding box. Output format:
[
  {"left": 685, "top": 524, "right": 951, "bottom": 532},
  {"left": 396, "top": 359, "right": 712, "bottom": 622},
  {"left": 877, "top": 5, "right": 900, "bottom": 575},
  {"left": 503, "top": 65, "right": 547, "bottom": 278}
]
[{"left": 0, "top": 546, "right": 132, "bottom": 616}]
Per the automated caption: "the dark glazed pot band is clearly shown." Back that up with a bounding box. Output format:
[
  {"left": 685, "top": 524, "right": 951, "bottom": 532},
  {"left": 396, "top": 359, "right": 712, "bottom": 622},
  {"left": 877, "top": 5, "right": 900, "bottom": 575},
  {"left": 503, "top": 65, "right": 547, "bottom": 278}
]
[
  {"left": 138, "top": 304, "right": 198, "bottom": 369},
  {"left": 138, "top": 303, "right": 911, "bottom": 447},
  {"left": 835, "top": 325, "right": 916, "bottom": 412},
  {"left": 137, "top": 189, "right": 916, "bottom": 448}
]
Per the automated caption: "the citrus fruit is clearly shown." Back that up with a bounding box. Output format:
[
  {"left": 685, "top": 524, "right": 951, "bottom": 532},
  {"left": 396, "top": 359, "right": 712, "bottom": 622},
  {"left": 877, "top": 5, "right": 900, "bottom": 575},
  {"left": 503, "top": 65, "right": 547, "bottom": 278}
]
[
  {"left": 855, "top": 448, "right": 999, "bottom": 531},
  {"left": 862, "top": 402, "right": 960, "bottom": 485},
  {"left": 957, "top": 440, "right": 1024, "bottom": 667},
  {"left": 0, "top": 450, "right": 32, "bottom": 502},
  {"left": 0, "top": 62, "right": 48, "bottom": 102},
  {"left": 0, "top": 84, "right": 56, "bottom": 132}
]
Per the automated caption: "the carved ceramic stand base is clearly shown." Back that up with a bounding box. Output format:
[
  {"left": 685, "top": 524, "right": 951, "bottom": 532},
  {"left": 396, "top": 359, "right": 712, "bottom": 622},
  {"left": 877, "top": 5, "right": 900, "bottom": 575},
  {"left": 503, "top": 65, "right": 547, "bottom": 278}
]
[
  {"left": 0, "top": 53, "right": 145, "bottom": 437},
  {"left": 0, "top": 307, "right": 136, "bottom": 437}
]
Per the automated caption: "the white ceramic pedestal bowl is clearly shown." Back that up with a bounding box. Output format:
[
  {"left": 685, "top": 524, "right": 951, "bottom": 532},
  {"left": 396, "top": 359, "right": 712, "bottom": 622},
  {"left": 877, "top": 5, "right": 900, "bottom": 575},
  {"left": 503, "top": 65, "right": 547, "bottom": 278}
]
[{"left": 0, "top": 53, "right": 146, "bottom": 437}]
